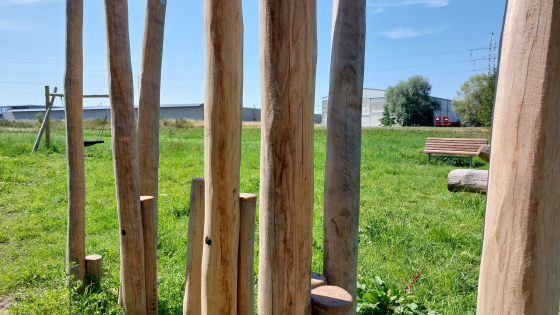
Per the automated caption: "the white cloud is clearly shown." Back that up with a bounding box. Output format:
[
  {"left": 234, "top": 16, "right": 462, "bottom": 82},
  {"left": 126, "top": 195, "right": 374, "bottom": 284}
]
[
  {"left": 367, "top": 0, "right": 449, "bottom": 13},
  {"left": 379, "top": 27, "right": 446, "bottom": 39}
]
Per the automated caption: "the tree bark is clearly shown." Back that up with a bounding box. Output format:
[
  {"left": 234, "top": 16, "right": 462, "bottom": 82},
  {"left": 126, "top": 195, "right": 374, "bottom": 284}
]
[
  {"left": 258, "top": 0, "right": 317, "bottom": 313},
  {"left": 477, "top": 1, "right": 560, "bottom": 314},
  {"left": 183, "top": 178, "right": 205, "bottom": 315},
  {"left": 200, "top": 0, "right": 243, "bottom": 312},
  {"left": 64, "top": 0, "right": 86, "bottom": 287},
  {"left": 104, "top": 0, "right": 146, "bottom": 313},
  {"left": 447, "top": 169, "right": 488, "bottom": 194},
  {"left": 323, "top": 0, "right": 366, "bottom": 313}
]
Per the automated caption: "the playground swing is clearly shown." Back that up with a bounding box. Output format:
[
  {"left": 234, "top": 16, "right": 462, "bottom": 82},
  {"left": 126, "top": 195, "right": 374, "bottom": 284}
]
[{"left": 83, "top": 109, "right": 108, "bottom": 147}]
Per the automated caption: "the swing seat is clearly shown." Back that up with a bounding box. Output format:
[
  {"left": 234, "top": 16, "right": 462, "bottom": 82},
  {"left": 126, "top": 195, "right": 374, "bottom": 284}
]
[{"left": 84, "top": 140, "right": 104, "bottom": 147}]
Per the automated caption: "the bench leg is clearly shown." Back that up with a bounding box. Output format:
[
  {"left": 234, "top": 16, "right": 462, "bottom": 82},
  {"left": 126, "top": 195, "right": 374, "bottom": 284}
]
[
  {"left": 470, "top": 157, "right": 473, "bottom": 168},
  {"left": 428, "top": 154, "right": 431, "bottom": 165}
]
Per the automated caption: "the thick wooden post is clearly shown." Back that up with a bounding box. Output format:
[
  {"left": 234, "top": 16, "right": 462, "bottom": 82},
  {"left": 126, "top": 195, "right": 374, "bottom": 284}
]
[
  {"left": 104, "top": 0, "right": 147, "bottom": 314},
  {"left": 183, "top": 178, "right": 205, "bottom": 315},
  {"left": 64, "top": 0, "right": 86, "bottom": 287},
  {"left": 32, "top": 87, "right": 57, "bottom": 152},
  {"left": 141, "top": 196, "right": 157, "bottom": 315},
  {"left": 323, "top": 0, "right": 366, "bottom": 313},
  {"left": 258, "top": 0, "right": 317, "bottom": 313},
  {"left": 238, "top": 193, "right": 256, "bottom": 315},
  {"left": 200, "top": 0, "right": 243, "bottom": 311},
  {"left": 138, "top": 6, "right": 166, "bottom": 306},
  {"left": 44, "top": 85, "right": 50, "bottom": 146},
  {"left": 477, "top": 1, "right": 560, "bottom": 314}
]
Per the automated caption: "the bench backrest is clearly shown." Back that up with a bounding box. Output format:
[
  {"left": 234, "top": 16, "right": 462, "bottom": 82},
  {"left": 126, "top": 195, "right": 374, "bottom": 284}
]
[{"left": 423, "top": 137, "right": 488, "bottom": 155}]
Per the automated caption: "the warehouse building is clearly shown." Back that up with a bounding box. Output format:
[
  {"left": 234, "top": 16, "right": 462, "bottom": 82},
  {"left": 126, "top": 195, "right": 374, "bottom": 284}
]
[{"left": 321, "top": 88, "right": 457, "bottom": 127}]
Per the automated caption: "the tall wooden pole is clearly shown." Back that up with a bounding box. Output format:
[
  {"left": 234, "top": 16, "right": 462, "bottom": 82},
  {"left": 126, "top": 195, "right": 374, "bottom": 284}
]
[
  {"left": 137, "top": 1, "right": 165, "bottom": 313},
  {"left": 183, "top": 178, "right": 205, "bottom": 315},
  {"left": 104, "top": 0, "right": 146, "bottom": 314},
  {"left": 64, "top": 0, "right": 86, "bottom": 287},
  {"left": 200, "top": 0, "right": 243, "bottom": 313},
  {"left": 258, "top": 0, "right": 317, "bottom": 313},
  {"left": 477, "top": 1, "right": 560, "bottom": 314},
  {"left": 323, "top": 0, "right": 366, "bottom": 313},
  {"left": 44, "top": 85, "right": 50, "bottom": 146}
]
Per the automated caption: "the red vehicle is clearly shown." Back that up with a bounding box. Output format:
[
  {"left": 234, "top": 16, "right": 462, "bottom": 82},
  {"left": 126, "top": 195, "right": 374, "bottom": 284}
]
[{"left": 435, "top": 115, "right": 460, "bottom": 127}]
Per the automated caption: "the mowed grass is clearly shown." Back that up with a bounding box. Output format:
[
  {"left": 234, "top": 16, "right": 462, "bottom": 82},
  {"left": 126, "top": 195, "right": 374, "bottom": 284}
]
[{"left": 0, "top": 122, "right": 489, "bottom": 314}]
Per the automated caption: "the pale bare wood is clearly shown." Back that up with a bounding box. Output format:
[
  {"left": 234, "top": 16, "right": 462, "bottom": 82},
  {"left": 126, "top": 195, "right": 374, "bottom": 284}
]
[
  {"left": 141, "top": 196, "right": 157, "bottom": 315},
  {"left": 85, "top": 254, "right": 103, "bottom": 286},
  {"left": 311, "top": 285, "right": 353, "bottom": 315},
  {"left": 477, "top": 1, "right": 560, "bottom": 314},
  {"left": 323, "top": 1, "right": 366, "bottom": 313},
  {"left": 258, "top": 0, "right": 317, "bottom": 313},
  {"left": 64, "top": 0, "right": 86, "bottom": 289},
  {"left": 311, "top": 272, "right": 327, "bottom": 290},
  {"left": 238, "top": 193, "right": 256, "bottom": 315},
  {"left": 200, "top": 0, "right": 243, "bottom": 313},
  {"left": 32, "top": 87, "right": 57, "bottom": 152},
  {"left": 183, "top": 178, "right": 205, "bottom": 315},
  {"left": 478, "top": 145, "right": 490, "bottom": 163},
  {"left": 447, "top": 169, "right": 488, "bottom": 194},
  {"left": 104, "top": 0, "right": 146, "bottom": 313},
  {"left": 45, "top": 86, "right": 50, "bottom": 146}
]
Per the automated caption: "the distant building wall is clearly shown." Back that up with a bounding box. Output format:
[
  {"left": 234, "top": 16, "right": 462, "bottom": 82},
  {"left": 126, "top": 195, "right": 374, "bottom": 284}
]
[{"left": 4, "top": 103, "right": 321, "bottom": 124}]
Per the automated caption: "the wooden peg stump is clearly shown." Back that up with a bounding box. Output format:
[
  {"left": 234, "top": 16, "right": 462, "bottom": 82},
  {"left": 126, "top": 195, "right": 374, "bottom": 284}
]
[
  {"left": 141, "top": 196, "right": 157, "bottom": 315},
  {"left": 85, "top": 254, "right": 103, "bottom": 286},
  {"left": 311, "top": 272, "right": 327, "bottom": 290},
  {"left": 311, "top": 285, "right": 353, "bottom": 315},
  {"left": 238, "top": 193, "right": 257, "bottom": 315}
]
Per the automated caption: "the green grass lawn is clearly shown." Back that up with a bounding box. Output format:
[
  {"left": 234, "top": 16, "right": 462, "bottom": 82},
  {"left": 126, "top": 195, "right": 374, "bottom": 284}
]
[{"left": 0, "top": 122, "right": 490, "bottom": 314}]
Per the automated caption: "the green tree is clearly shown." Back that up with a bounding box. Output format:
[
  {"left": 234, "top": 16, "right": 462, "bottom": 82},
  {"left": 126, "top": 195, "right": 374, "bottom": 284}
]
[
  {"left": 452, "top": 71, "right": 496, "bottom": 127},
  {"left": 384, "top": 75, "right": 440, "bottom": 126},
  {"left": 379, "top": 106, "right": 395, "bottom": 126}
]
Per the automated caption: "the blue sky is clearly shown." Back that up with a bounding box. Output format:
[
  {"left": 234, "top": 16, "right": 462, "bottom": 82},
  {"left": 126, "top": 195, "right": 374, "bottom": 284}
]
[{"left": 0, "top": 0, "right": 506, "bottom": 113}]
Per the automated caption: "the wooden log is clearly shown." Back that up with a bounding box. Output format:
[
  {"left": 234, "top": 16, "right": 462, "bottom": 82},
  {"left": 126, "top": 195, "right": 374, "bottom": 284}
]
[
  {"left": 238, "top": 193, "right": 256, "bottom": 315},
  {"left": 311, "top": 272, "right": 327, "bottom": 290},
  {"left": 138, "top": 0, "right": 166, "bottom": 265},
  {"left": 311, "top": 285, "right": 353, "bottom": 315},
  {"left": 32, "top": 87, "right": 57, "bottom": 152},
  {"left": 183, "top": 178, "right": 205, "bottom": 315},
  {"left": 323, "top": 0, "right": 366, "bottom": 313},
  {"left": 104, "top": 0, "right": 146, "bottom": 314},
  {"left": 447, "top": 169, "right": 488, "bottom": 194},
  {"left": 258, "top": 0, "right": 317, "bottom": 313},
  {"left": 141, "top": 196, "right": 157, "bottom": 315},
  {"left": 476, "top": 1, "right": 560, "bottom": 314},
  {"left": 64, "top": 0, "right": 86, "bottom": 289},
  {"left": 478, "top": 145, "right": 490, "bottom": 163},
  {"left": 200, "top": 0, "right": 243, "bottom": 313},
  {"left": 44, "top": 85, "right": 50, "bottom": 146},
  {"left": 85, "top": 254, "right": 103, "bottom": 286}
]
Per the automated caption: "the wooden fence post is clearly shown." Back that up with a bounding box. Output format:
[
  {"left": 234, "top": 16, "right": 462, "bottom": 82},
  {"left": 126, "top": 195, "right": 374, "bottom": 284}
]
[
  {"left": 238, "top": 193, "right": 256, "bottom": 315},
  {"left": 183, "top": 178, "right": 205, "bottom": 315},
  {"left": 44, "top": 85, "right": 50, "bottom": 146},
  {"left": 476, "top": 1, "right": 560, "bottom": 314},
  {"left": 64, "top": 0, "right": 86, "bottom": 288},
  {"left": 137, "top": 2, "right": 166, "bottom": 312},
  {"left": 258, "top": 0, "right": 317, "bottom": 313},
  {"left": 200, "top": 0, "right": 243, "bottom": 312},
  {"left": 323, "top": 0, "right": 366, "bottom": 313},
  {"left": 32, "top": 87, "right": 57, "bottom": 152},
  {"left": 104, "top": 0, "right": 146, "bottom": 313},
  {"left": 141, "top": 196, "right": 157, "bottom": 315}
]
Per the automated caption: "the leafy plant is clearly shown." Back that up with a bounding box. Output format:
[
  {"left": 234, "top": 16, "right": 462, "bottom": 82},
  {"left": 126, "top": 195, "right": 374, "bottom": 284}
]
[{"left": 356, "top": 276, "right": 439, "bottom": 315}]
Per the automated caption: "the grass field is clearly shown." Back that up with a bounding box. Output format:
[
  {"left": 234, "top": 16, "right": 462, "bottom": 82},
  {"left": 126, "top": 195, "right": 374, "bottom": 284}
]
[{"left": 0, "top": 121, "right": 490, "bottom": 314}]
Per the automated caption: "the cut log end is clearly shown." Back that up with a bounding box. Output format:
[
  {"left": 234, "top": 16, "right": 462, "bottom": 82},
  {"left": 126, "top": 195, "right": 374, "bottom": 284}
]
[
  {"left": 311, "top": 285, "right": 353, "bottom": 313},
  {"left": 311, "top": 272, "right": 327, "bottom": 290},
  {"left": 85, "top": 254, "right": 103, "bottom": 285}
]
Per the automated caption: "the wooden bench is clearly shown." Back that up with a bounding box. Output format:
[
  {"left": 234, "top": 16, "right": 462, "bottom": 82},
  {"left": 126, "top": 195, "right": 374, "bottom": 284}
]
[{"left": 419, "top": 137, "right": 488, "bottom": 167}]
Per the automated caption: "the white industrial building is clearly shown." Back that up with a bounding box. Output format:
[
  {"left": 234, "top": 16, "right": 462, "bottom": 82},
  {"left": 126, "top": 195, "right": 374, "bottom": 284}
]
[{"left": 321, "top": 88, "right": 457, "bottom": 127}]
